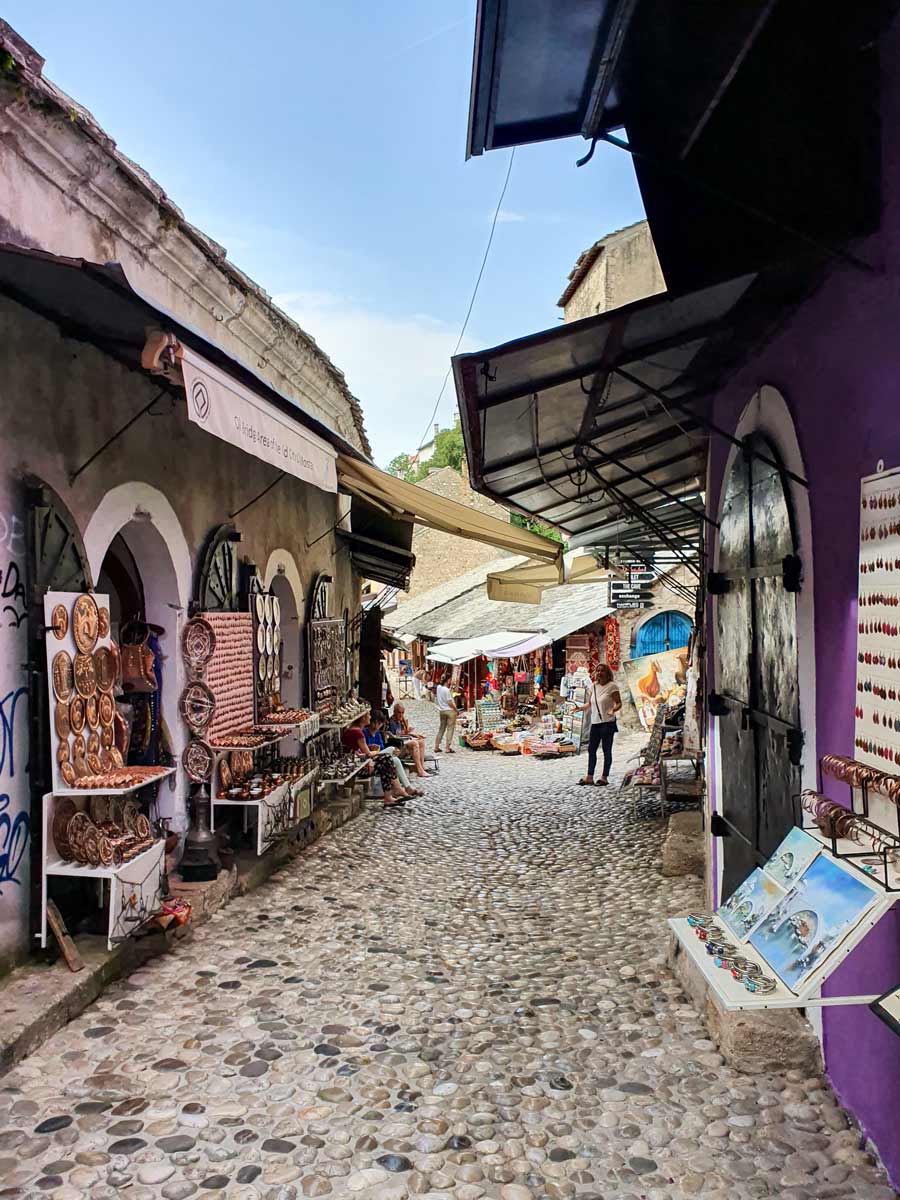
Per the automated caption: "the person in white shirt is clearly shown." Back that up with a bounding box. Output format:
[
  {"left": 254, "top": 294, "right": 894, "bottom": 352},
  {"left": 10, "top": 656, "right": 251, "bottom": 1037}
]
[
  {"left": 577, "top": 663, "right": 622, "bottom": 786},
  {"left": 434, "top": 673, "right": 458, "bottom": 754}
]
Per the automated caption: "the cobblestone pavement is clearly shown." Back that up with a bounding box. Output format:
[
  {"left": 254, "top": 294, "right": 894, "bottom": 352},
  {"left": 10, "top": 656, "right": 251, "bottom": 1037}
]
[{"left": 1, "top": 701, "right": 894, "bottom": 1200}]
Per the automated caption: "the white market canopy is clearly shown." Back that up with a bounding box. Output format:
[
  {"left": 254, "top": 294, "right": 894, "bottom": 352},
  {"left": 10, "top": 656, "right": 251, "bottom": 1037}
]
[{"left": 426, "top": 630, "right": 552, "bottom": 665}]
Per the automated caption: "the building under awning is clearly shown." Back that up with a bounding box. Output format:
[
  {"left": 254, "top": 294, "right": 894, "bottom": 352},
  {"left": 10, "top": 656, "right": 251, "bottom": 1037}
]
[
  {"left": 336, "top": 455, "right": 562, "bottom": 564},
  {"left": 453, "top": 266, "right": 812, "bottom": 573}
]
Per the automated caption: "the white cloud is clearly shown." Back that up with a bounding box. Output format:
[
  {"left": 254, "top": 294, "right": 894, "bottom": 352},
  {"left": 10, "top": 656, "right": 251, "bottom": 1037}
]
[
  {"left": 274, "top": 294, "right": 475, "bottom": 467},
  {"left": 495, "top": 209, "right": 526, "bottom": 223}
]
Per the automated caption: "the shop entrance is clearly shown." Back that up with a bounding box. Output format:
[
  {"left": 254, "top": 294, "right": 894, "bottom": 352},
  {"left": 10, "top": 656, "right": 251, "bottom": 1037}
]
[
  {"left": 269, "top": 571, "right": 301, "bottom": 709},
  {"left": 715, "top": 433, "right": 801, "bottom": 897}
]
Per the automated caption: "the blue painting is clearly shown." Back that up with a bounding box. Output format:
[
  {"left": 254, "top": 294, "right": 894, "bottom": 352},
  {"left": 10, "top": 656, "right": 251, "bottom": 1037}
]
[
  {"left": 764, "top": 826, "right": 821, "bottom": 890},
  {"left": 749, "top": 855, "right": 879, "bottom": 990},
  {"left": 718, "top": 868, "right": 786, "bottom": 941}
]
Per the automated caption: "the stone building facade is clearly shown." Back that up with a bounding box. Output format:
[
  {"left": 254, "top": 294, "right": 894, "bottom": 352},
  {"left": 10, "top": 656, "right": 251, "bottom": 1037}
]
[
  {"left": 0, "top": 25, "right": 367, "bottom": 971},
  {"left": 558, "top": 220, "right": 665, "bottom": 322}
]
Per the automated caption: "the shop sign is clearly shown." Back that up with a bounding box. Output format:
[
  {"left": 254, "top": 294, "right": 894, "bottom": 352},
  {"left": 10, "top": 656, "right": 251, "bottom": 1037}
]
[
  {"left": 180, "top": 346, "right": 338, "bottom": 494},
  {"left": 627, "top": 561, "right": 656, "bottom": 587},
  {"left": 608, "top": 580, "right": 654, "bottom": 608}
]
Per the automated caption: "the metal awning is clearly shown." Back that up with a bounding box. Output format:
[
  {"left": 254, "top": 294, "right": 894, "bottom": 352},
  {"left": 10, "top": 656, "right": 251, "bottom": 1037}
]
[{"left": 453, "top": 268, "right": 809, "bottom": 571}]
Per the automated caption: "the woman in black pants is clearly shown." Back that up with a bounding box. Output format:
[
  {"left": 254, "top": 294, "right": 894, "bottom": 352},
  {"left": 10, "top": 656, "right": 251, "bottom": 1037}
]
[{"left": 577, "top": 664, "right": 623, "bottom": 786}]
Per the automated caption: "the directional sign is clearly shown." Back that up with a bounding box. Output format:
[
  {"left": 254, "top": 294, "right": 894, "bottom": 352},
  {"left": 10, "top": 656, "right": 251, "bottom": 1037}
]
[{"left": 628, "top": 562, "right": 656, "bottom": 587}]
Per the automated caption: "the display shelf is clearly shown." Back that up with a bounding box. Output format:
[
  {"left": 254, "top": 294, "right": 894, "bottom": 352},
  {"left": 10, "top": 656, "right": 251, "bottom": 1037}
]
[
  {"left": 319, "top": 712, "right": 368, "bottom": 732},
  {"left": 40, "top": 793, "right": 166, "bottom": 951},
  {"left": 670, "top": 918, "right": 799, "bottom": 1010},
  {"left": 209, "top": 733, "right": 287, "bottom": 755},
  {"left": 53, "top": 767, "right": 177, "bottom": 797},
  {"left": 211, "top": 771, "right": 318, "bottom": 855},
  {"left": 319, "top": 760, "right": 368, "bottom": 786},
  {"left": 254, "top": 713, "right": 320, "bottom": 740},
  {"left": 801, "top": 823, "right": 900, "bottom": 892}
]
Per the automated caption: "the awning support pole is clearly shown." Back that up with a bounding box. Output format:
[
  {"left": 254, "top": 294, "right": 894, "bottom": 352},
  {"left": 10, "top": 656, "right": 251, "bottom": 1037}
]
[
  {"left": 306, "top": 510, "right": 350, "bottom": 550},
  {"left": 69, "top": 389, "right": 170, "bottom": 485},
  {"left": 229, "top": 471, "right": 287, "bottom": 520},
  {"left": 613, "top": 366, "right": 809, "bottom": 488}
]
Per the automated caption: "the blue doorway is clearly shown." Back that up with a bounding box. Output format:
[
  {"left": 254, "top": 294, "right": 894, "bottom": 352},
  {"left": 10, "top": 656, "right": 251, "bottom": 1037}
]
[{"left": 634, "top": 610, "right": 692, "bottom": 657}]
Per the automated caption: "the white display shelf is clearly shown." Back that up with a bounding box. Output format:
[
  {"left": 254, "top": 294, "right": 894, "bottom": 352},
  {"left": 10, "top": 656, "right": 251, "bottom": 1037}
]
[
  {"left": 255, "top": 714, "right": 320, "bottom": 740},
  {"left": 211, "top": 771, "right": 318, "bottom": 856},
  {"left": 319, "top": 760, "right": 368, "bottom": 786},
  {"left": 319, "top": 710, "right": 369, "bottom": 731},
  {"left": 54, "top": 767, "right": 177, "bottom": 797},
  {"left": 40, "top": 792, "right": 166, "bottom": 951},
  {"left": 670, "top": 918, "right": 799, "bottom": 1010}
]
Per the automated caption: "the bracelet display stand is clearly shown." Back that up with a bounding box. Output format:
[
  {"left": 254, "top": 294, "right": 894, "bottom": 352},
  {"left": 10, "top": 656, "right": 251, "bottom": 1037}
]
[{"left": 40, "top": 792, "right": 166, "bottom": 951}]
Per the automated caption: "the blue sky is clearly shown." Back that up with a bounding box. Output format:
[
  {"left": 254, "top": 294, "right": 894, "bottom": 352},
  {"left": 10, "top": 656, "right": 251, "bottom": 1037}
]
[{"left": 6, "top": 1, "right": 644, "bottom": 465}]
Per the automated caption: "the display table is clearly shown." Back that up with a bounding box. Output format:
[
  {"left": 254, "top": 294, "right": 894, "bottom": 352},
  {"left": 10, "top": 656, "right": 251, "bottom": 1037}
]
[
  {"left": 53, "top": 768, "right": 177, "bottom": 798},
  {"left": 40, "top": 793, "right": 166, "bottom": 951},
  {"left": 212, "top": 770, "right": 318, "bottom": 855}
]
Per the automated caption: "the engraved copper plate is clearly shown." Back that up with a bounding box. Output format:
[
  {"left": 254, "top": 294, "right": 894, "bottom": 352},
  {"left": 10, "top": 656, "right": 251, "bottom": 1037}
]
[
  {"left": 135, "top": 813, "right": 151, "bottom": 840},
  {"left": 60, "top": 761, "right": 76, "bottom": 786},
  {"left": 101, "top": 723, "right": 114, "bottom": 749},
  {"left": 69, "top": 696, "right": 85, "bottom": 734},
  {"left": 53, "top": 797, "right": 77, "bottom": 859},
  {"left": 73, "top": 653, "right": 98, "bottom": 699},
  {"left": 54, "top": 701, "right": 70, "bottom": 741},
  {"left": 51, "top": 604, "right": 68, "bottom": 641},
  {"left": 52, "top": 652, "right": 74, "bottom": 702},
  {"left": 218, "top": 758, "right": 233, "bottom": 790},
  {"left": 85, "top": 694, "right": 100, "bottom": 730},
  {"left": 122, "top": 800, "right": 139, "bottom": 833},
  {"left": 183, "top": 738, "right": 214, "bottom": 782},
  {"left": 98, "top": 606, "right": 110, "bottom": 638},
  {"left": 180, "top": 681, "right": 216, "bottom": 734},
  {"left": 56, "top": 741, "right": 70, "bottom": 764},
  {"left": 99, "top": 692, "right": 115, "bottom": 728},
  {"left": 182, "top": 618, "right": 216, "bottom": 672},
  {"left": 100, "top": 748, "right": 114, "bottom": 771},
  {"left": 83, "top": 826, "right": 100, "bottom": 867},
  {"left": 110, "top": 747, "right": 125, "bottom": 769},
  {"left": 72, "top": 594, "right": 100, "bottom": 654},
  {"left": 72, "top": 732, "right": 86, "bottom": 760},
  {"left": 90, "top": 795, "right": 109, "bottom": 824},
  {"left": 87, "top": 730, "right": 100, "bottom": 756},
  {"left": 86, "top": 752, "right": 103, "bottom": 774},
  {"left": 95, "top": 646, "right": 116, "bottom": 693},
  {"left": 73, "top": 755, "right": 90, "bottom": 780},
  {"left": 97, "top": 836, "right": 113, "bottom": 867}
]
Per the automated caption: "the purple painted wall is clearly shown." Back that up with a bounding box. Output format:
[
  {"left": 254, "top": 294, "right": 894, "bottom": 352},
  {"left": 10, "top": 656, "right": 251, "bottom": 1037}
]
[{"left": 705, "top": 15, "right": 900, "bottom": 1183}]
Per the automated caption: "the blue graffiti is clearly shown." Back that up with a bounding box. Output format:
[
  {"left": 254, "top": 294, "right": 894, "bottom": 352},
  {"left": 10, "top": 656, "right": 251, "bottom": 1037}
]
[{"left": 0, "top": 687, "right": 28, "bottom": 893}]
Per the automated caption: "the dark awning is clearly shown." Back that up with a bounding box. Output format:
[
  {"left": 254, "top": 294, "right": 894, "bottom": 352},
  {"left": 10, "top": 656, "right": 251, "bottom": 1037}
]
[
  {"left": 342, "top": 497, "right": 416, "bottom": 589},
  {"left": 466, "top": 1, "right": 893, "bottom": 293},
  {"left": 453, "top": 267, "right": 812, "bottom": 567},
  {"left": 0, "top": 243, "right": 364, "bottom": 460}
]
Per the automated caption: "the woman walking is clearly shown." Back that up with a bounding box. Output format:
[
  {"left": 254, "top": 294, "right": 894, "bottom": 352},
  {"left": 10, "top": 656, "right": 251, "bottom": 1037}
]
[{"left": 577, "top": 663, "right": 623, "bottom": 786}]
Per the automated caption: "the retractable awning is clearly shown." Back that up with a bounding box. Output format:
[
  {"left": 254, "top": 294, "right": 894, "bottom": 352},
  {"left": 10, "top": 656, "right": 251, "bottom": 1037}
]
[
  {"left": 486, "top": 554, "right": 609, "bottom": 603},
  {"left": 427, "top": 630, "right": 552, "bottom": 665},
  {"left": 337, "top": 455, "right": 562, "bottom": 564},
  {"left": 454, "top": 267, "right": 810, "bottom": 571}
]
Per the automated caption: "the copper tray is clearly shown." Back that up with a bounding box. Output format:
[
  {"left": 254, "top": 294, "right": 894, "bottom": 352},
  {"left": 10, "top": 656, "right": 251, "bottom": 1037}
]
[
  {"left": 182, "top": 618, "right": 216, "bottom": 673},
  {"left": 69, "top": 697, "right": 85, "bottom": 735},
  {"left": 94, "top": 646, "right": 117, "bottom": 693},
  {"left": 87, "top": 730, "right": 100, "bottom": 757},
  {"left": 53, "top": 797, "right": 77, "bottom": 860},
  {"left": 179, "top": 681, "right": 216, "bottom": 734},
  {"left": 86, "top": 752, "right": 103, "bottom": 774},
  {"left": 110, "top": 747, "right": 125, "bottom": 769},
  {"left": 60, "top": 762, "right": 76, "bottom": 786},
  {"left": 183, "top": 738, "right": 214, "bottom": 782},
  {"left": 98, "top": 606, "right": 110, "bottom": 638},
  {"left": 54, "top": 701, "right": 70, "bottom": 741},
  {"left": 56, "top": 740, "right": 70, "bottom": 764},
  {"left": 51, "top": 603, "right": 68, "bottom": 641},
  {"left": 72, "top": 594, "right": 100, "bottom": 655},
  {"left": 99, "top": 692, "right": 115, "bottom": 728},
  {"left": 52, "top": 652, "right": 74, "bottom": 702},
  {"left": 73, "top": 653, "right": 98, "bottom": 699},
  {"left": 86, "top": 695, "right": 100, "bottom": 730}
]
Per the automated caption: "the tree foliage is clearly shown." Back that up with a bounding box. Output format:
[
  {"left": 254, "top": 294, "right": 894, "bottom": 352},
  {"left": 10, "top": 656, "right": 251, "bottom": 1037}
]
[
  {"left": 386, "top": 420, "right": 465, "bottom": 481},
  {"left": 510, "top": 511, "right": 566, "bottom": 545}
]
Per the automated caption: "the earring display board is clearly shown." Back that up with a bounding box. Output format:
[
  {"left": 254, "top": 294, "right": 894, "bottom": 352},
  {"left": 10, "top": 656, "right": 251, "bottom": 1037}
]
[
  {"left": 308, "top": 618, "right": 347, "bottom": 717},
  {"left": 671, "top": 825, "right": 895, "bottom": 1010},
  {"left": 201, "top": 612, "right": 255, "bottom": 742},
  {"left": 43, "top": 592, "right": 174, "bottom": 795},
  {"left": 855, "top": 466, "right": 900, "bottom": 786}
]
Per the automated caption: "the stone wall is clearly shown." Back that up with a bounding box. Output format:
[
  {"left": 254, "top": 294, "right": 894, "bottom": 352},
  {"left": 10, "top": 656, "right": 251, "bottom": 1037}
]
[{"left": 559, "top": 221, "right": 666, "bottom": 323}]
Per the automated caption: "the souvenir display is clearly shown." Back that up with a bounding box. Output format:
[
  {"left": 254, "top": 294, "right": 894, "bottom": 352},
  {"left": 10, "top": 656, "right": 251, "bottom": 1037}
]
[
  {"left": 209, "top": 729, "right": 275, "bottom": 749},
  {"left": 179, "top": 681, "right": 216, "bottom": 734},
  {"left": 183, "top": 738, "right": 214, "bottom": 783},
  {"left": 52, "top": 652, "right": 74, "bottom": 702},
  {"left": 856, "top": 468, "right": 900, "bottom": 769},
  {"left": 95, "top": 645, "right": 117, "bottom": 693},
  {"left": 309, "top": 617, "right": 346, "bottom": 716},
  {"left": 50, "top": 795, "right": 156, "bottom": 867},
  {"left": 51, "top": 603, "right": 68, "bottom": 640},
  {"left": 72, "top": 593, "right": 100, "bottom": 654},
  {"left": 749, "top": 854, "right": 879, "bottom": 990},
  {"left": 182, "top": 617, "right": 217, "bottom": 675},
  {"left": 252, "top": 589, "right": 282, "bottom": 701},
  {"left": 718, "top": 869, "right": 786, "bottom": 941},
  {"left": 70, "top": 764, "right": 169, "bottom": 790},
  {"left": 199, "top": 612, "right": 254, "bottom": 742}
]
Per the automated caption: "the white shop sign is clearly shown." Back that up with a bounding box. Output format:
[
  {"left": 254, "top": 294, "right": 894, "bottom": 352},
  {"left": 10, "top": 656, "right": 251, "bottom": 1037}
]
[{"left": 180, "top": 346, "right": 338, "bottom": 494}]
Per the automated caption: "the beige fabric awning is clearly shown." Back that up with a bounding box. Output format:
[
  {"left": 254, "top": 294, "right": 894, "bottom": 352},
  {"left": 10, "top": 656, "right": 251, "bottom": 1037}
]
[
  {"left": 486, "top": 554, "right": 610, "bottom": 603},
  {"left": 337, "top": 456, "right": 562, "bottom": 564}
]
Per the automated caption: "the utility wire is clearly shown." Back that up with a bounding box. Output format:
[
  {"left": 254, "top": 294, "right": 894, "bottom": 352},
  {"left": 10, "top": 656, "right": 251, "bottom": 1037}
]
[{"left": 412, "top": 147, "right": 516, "bottom": 460}]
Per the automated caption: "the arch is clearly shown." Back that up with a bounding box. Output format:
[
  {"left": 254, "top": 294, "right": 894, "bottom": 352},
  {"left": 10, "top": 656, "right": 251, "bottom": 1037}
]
[
  {"left": 84, "top": 483, "right": 192, "bottom": 830},
  {"left": 263, "top": 549, "right": 305, "bottom": 708},
  {"left": 710, "top": 386, "right": 816, "bottom": 896}
]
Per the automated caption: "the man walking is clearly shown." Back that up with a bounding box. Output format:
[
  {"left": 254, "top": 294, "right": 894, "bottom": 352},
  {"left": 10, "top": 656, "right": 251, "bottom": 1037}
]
[{"left": 434, "top": 672, "right": 458, "bottom": 754}]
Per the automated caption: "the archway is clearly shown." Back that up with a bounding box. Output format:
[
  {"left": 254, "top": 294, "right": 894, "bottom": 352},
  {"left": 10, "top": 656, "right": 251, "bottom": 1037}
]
[
  {"left": 263, "top": 550, "right": 305, "bottom": 708},
  {"left": 84, "top": 485, "right": 191, "bottom": 830},
  {"left": 634, "top": 610, "right": 693, "bottom": 656}
]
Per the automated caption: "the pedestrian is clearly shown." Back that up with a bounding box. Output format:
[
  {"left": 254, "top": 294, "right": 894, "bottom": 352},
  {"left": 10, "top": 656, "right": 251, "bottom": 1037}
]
[
  {"left": 577, "top": 663, "right": 623, "bottom": 786},
  {"left": 434, "top": 672, "right": 458, "bottom": 754},
  {"left": 413, "top": 666, "right": 426, "bottom": 701}
]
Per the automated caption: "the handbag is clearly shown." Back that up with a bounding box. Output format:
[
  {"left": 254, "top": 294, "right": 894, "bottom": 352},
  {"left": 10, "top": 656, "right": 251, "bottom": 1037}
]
[{"left": 120, "top": 622, "right": 158, "bottom": 693}]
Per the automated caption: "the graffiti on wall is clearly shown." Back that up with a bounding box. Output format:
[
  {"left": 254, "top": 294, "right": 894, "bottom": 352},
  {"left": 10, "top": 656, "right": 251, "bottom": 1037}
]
[
  {"left": 0, "top": 685, "right": 27, "bottom": 893},
  {"left": 0, "top": 513, "right": 27, "bottom": 630}
]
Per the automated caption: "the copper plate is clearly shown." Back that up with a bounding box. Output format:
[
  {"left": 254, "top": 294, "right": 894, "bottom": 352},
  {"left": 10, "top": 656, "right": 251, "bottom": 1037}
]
[
  {"left": 90, "top": 795, "right": 109, "bottom": 824},
  {"left": 94, "top": 646, "right": 116, "bottom": 693},
  {"left": 135, "top": 813, "right": 151, "bottom": 840},
  {"left": 98, "top": 606, "right": 110, "bottom": 638},
  {"left": 72, "top": 594, "right": 100, "bottom": 654},
  {"left": 100, "top": 723, "right": 114, "bottom": 749},
  {"left": 122, "top": 800, "right": 139, "bottom": 833},
  {"left": 60, "top": 761, "right": 76, "bottom": 787},
  {"left": 182, "top": 618, "right": 216, "bottom": 672},
  {"left": 179, "top": 681, "right": 216, "bottom": 734},
  {"left": 72, "top": 732, "right": 86, "bottom": 760},
  {"left": 97, "top": 836, "right": 113, "bottom": 867},
  {"left": 110, "top": 747, "right": 124, "bottom": 769},
  {"left": 86, "top": 752, "right": 103, "bottom": 774},
  {"left": 87, "top": 730, "right": 100, "bottom": 757},
  {"left": 72, "top": 755, "right": 90, "bottom": 780},
  {"left": 100, "top": 748, "right": 115, "bottom": 771},
  {"left": 83, "top": 826, "right": 101, "bottom": 867},
  {"left": 183, "top": 738, "right": 214, "bottom": 782},
  {"left": 54, "top": 701, "right": 70, "bottom": 741},
  {"left": 99, "top": 692, "right": 115, "bottom": 728},
  {"left": 86, "top": 694, "right": 100, "bottom": 730},
  {"left": 53, "top": 797, "right": 76, "bottom": 860},
  {"left": 218, "top": 758, "right": 233, "bottom": 790},
  {"left": 73, "top": 652, "right": 98, "bottom": 699},
  {"left": 56, "top": 741, "right": 70, "bottom": 764},
  {"left": 51, "top": 604, "right": 68, "bottom": 641},
  {"left": 69, "top": 696, "right": 85, "bottom": 734},
  {"left": 52, "top": 652, "right": 74, "bottom": 702}
]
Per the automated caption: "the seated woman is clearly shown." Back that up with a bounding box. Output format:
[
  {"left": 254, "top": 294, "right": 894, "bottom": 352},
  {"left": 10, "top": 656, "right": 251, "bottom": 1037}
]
[
  {"left": 342, "top": 713, "right": 409, "bottom": 807},
  {"left": 387, "top": 702, "right": 428, "bottom": 777},
  {"left": 364, "top": 711, "right": 423, "bottom": 799}
]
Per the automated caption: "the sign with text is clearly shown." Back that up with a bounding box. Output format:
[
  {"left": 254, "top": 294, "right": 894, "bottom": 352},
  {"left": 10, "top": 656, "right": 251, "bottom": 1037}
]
[
  {"left": 180, "top": 346, "right": 337, "bottom": 494},
  {"left": 627, "top": 562, "right": 656, "bottom": 587},
  {"left": 609, "top": 580, "right": 654, "bottom": 608}
]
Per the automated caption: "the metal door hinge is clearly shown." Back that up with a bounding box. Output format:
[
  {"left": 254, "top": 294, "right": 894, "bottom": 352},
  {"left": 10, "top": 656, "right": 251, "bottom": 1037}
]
[
  {"left": 707, "top": 570, "right": 731, "bottom": 595},
  {"left": 782, "top": 554, "right": 802, "bottom": 592},
  {"left": 710, "top": 813, "right": 730, "bottom": 837},
  {"left": 787, "top": 727, "right": 804, "bottom": 766},
  {"left": 708, "top": 691, "right": 730, "bottom": 717}
]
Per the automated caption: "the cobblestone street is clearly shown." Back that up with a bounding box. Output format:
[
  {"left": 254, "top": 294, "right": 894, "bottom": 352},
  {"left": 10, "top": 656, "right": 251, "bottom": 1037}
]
[{"left": 1, "top": 702, "right": 893, "bottom": 1200}]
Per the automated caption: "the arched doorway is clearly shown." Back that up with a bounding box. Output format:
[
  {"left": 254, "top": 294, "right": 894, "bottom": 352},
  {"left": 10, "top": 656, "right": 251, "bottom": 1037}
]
[
  {"left": 634, "top": 610, "right": 693, "bottom": 656},
  {"left": 714, "top": 431, "right": 801, "bottom": 896},
  {"left": 269, "top": 571, "right": 301, "bottom": 709}
]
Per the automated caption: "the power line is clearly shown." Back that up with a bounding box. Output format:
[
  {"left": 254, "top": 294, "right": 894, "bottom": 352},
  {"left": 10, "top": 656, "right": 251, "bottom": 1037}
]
[{"left": 412, "top": 147, "right": 516, "bottom": 460}]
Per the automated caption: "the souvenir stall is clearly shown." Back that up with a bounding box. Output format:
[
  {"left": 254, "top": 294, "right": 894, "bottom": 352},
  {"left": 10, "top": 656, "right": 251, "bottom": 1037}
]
[
  {"left": 40, "top": 592, "right": 175, "bottom": 950},
  {"left": 180, "top": 586, "right": 321, "bottom": 863}
]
